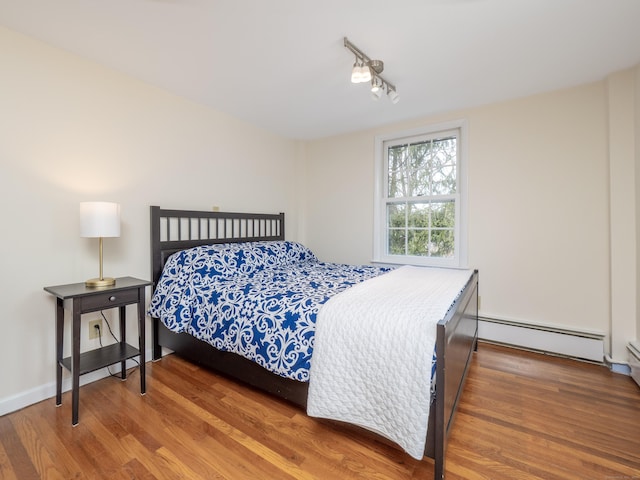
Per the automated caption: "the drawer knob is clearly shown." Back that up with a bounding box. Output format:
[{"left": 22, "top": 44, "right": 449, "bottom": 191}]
[{"left": 109, "top": 296, "right": 116, "bottom": 301}]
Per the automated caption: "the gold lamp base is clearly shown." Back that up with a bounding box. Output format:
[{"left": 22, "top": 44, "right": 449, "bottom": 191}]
[
  {"left": 85, "top": 277, "right": 116, "bottom": 288},
  {"left": 85, "top": 235, "right": 117, "bottom": 288}
]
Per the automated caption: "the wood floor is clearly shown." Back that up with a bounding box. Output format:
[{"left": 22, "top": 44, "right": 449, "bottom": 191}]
[{"left": 1, "top": 342, "right": 639, "bottom": 479}]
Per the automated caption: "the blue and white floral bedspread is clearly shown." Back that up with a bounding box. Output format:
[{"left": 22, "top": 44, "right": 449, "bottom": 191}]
[{"left": 148, "top": 241, "right": 390, "bottom": 381}]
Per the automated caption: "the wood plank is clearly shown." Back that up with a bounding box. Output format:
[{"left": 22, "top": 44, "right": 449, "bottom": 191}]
[
  {"left": 10, "top": 409, "right": 80, "bottom": 479},
  {"left": 0, "top": 417, "right": 24, "bottom": 480}
]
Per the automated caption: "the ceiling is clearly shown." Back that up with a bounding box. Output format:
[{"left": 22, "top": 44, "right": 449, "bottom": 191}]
[{"left": 1, "top": 0, "right": 640, "bottom": 140}]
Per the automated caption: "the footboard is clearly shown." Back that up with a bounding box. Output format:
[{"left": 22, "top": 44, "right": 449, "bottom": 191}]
[{"left": 433, "top": 270, "right": 479, "bottom": 480}]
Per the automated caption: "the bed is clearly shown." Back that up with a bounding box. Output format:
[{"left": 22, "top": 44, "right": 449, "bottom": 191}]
[{"left": 149, "top": 205, "right": 479, "bottom": 480}]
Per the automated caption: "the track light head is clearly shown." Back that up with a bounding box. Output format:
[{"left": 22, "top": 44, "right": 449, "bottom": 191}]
[
  {"left": 387, "top": 87, "right": 400, "bottom": 104},
  {"left": 351, "top": 58, "right": 373, "bottom": 84},
  {"left": 371, "top": 77, "right": 382, "bottom": 93}
]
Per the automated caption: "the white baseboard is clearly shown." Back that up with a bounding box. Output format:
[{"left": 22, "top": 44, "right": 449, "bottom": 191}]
[
  {"left": 478, "top": 316, "right": 605, "bottom": 363},
  {"left": 0, "top": 350, "right": 152, "bottom": 418}
]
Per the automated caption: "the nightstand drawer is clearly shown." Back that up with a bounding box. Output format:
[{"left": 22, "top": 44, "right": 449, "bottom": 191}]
[{"left": 80, "top": 288, "right": 139, "bottom": 311}]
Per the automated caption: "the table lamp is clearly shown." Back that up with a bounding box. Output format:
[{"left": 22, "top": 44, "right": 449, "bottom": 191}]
[{"left": 80, "top": 201, "right": 121, "bottom": 287}]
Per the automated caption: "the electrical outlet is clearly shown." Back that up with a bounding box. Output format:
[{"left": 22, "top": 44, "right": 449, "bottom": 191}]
[{"left": 89, "top": 319, "right": 102, "bottom": 339}]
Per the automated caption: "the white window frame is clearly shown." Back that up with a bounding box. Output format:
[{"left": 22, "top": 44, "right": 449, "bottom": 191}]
[{"left": 373, "top": 120, "right": 468, "bottom": 268}]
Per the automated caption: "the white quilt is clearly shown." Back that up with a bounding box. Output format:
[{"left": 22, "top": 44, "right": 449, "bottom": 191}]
[{"left": 307, "top": 265, "right": 473, "bottom": 459}]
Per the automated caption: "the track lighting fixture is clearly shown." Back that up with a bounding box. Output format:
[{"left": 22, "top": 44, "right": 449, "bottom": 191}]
[{"left": 344, "top": 37, "right": 399, "bottom": 104}]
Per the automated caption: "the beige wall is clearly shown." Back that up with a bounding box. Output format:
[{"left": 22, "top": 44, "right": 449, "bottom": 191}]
[
  {"left": 303, "top": 79, "right": 638, "bottom": 361},
  {"left": 0, "top": 27, "right": 300, "bottom": 407}
]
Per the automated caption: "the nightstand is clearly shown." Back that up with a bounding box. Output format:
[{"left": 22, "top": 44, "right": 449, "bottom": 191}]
[{"left": 44, "top": 276, "right": 152, "bottom": 425}]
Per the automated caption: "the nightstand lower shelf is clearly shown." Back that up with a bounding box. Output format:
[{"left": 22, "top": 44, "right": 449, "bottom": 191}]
[{"left": 60, "top": 343, "right": 140, "bottom": 376}]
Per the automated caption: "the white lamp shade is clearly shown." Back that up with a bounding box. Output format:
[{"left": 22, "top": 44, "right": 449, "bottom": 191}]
[
  {"left": 359, "top": 65, "right": 372, "bottom": 83},
  {"left": 80, "top": 202, "right": 121, "bottom": 238},
  {"left": 351, "top": 63, "right": 362, "bottom": 83}
]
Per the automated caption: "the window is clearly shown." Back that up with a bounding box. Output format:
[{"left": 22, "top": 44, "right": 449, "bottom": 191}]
[{"left": 374, "top": 121, "right": 467, "bottom": 267}]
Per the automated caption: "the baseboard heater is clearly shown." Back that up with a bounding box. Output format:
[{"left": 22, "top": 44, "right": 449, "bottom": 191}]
[{"left": 478, "top": 316, "right": 605, "bottom": 363}]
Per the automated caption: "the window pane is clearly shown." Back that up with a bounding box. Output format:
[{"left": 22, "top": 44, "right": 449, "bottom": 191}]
[
  {"left": 387, "top": 203, "right": 406, "bottom": 228},
  {"left": 388, "top": 229, "right": 406, "bottom": 255},
  {"left": 388, "top": 146, "right": 409, "bottom": 198},
  {"left": 429, "top": 229, "right": 455, "bottom": 258},
  {"left": 431, "top": 137, "right": 457, "bottom": 195},
  {"left": 388, "top": 141, "right": 433, "bottom": 198},
  {"left": 388, "top": 145, "right": 415, "bottom": 198},
  {"left": 431, "top": 201, "right": 455, "bottom": 228},
  {"left": 408, "top": 203, "right": 429, "bottom": 228},
  {"left": 407, "top": 142, "right": 430, "bottom": 197},
  {"left": 407, "top": 229, "right": 429, "bottom": 256},
  {"left": 431, "top": 164, "right": 456, "bottom": 195}
]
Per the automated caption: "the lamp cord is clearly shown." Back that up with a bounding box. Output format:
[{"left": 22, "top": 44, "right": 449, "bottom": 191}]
[{"left": 98, "top": 311, "right": 141, "bottom": 379}]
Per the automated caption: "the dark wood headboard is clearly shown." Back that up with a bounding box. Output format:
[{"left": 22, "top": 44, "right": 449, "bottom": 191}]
[{"left": 150, "top": 206, "right": 285, "bottom": 288}]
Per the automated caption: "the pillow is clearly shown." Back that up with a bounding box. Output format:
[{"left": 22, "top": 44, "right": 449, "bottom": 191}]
[
  {"left": 182, "top": 241, "right": 316, "bottom": 278},
  {"left": 148, "top": 241, "right": 318, "bottom": 329}
]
